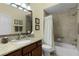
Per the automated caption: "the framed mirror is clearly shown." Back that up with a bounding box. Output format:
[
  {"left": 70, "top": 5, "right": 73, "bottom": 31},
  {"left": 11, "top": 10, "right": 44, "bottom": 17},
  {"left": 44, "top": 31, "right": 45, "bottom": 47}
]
[{"left": 0, "top": 3, "right": 32, "bottom": 35}]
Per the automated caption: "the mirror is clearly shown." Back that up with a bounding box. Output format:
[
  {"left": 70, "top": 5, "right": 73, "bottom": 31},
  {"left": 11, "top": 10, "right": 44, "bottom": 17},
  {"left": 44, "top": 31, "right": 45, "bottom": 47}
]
[{"left": 0, "top": 3, "right": 32, "bottom": 35}]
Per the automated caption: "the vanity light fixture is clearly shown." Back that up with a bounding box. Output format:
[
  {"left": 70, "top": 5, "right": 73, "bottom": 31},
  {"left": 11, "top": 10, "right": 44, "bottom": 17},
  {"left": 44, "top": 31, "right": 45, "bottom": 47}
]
[{"left": 6, "top": 3, "right": 32, "bottom": 12}]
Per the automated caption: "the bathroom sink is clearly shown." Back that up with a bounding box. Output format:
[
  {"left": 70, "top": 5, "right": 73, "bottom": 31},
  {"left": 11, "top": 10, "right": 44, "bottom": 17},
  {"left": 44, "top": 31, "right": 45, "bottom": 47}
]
[{"left": 12, "top": 39, "right": 31, "bottom": 45}]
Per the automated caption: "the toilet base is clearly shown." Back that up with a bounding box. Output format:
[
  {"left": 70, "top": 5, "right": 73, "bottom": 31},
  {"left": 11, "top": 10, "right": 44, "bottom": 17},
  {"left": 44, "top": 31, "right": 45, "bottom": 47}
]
[
  {"left": 43, "top": 50, "right": 55, "bottom": 56},
  {"left": 42, "top": 44, "right": 55, "bottom": 56}
]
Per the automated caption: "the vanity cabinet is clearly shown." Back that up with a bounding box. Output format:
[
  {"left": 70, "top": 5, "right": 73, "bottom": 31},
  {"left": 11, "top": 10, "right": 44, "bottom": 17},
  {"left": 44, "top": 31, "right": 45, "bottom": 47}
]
[
  {"left": 22, "top": 40, "right": 42, "bottom": 56},
  {"left": 5, "top": 40, "right": 42, "bottom": 56},
  {"left": 6, "top": 49, "right": 22, "bottom": 56},
  {"left": 22, "top": 43, "right": 36, "bottom": 56},
  {"left": 32, "top": 40, "right": 42, "bottom": 56},
  {"left": 32, "top": 46, "right": 42, "bottom": 56}
]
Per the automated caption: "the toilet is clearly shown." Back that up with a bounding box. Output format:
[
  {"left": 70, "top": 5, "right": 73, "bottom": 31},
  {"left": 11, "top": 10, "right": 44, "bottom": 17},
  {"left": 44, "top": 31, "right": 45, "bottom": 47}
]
[{"left": 42, "top": 44, "right": 55, "bottom": 56}]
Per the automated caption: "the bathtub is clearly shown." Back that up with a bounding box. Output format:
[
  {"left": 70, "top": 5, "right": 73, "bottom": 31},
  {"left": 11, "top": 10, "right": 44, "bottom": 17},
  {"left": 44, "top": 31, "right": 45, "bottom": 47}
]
[{"left": 55, "top": 42, "right": 79, "bottom": 56}]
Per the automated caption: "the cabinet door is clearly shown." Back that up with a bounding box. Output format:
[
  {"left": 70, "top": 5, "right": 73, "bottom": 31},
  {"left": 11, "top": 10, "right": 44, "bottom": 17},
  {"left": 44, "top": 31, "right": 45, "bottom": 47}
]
[
  {"left": 32, "top": 46, "right": 42, "bottom": 56},
  {"left": 6, "top": 49, "right": 22, "bottom": 56},
  {"left": 23, "top": 43, "right": 36, "bottom": 56}
]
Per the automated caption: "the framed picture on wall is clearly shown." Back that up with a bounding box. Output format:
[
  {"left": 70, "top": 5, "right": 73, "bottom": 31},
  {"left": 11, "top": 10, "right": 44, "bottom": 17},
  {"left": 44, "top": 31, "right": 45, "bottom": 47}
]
[
  {"left": 35, "top": 18, "right": 40, "bottom": 24},
  {"left": 35, "top": 25, "right": 40, "bottom": 30}
]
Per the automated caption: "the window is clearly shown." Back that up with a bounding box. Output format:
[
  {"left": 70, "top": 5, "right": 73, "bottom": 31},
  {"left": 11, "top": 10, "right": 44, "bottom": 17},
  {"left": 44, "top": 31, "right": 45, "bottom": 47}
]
[
  {"left": 14, "top": 26, "right": 23, "bottom": 32},
  {"left": 14, "top": 20, "right": 23, "bottom": 32}
]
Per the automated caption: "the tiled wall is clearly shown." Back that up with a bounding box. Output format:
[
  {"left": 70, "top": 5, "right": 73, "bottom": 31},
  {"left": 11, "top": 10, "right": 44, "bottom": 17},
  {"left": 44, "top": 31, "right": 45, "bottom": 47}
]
[{"left": 53, "top": 8, "right": 77, "bottom": 44}]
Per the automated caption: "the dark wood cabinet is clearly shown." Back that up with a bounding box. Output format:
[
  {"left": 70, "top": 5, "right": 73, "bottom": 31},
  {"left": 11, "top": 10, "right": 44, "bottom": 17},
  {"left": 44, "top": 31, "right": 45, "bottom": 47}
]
[
  {"left": 6, "top": 49, "right": 22, "bottom": 56},
  {"left": 32, "top": 46, "right": 42, "bottom": 56},
  {"left": 22, "top": 40, "right": 42, "bottom": 56},
  {"left": 22, "top": 43, "right": 36, "bottom": 56},
  {"left": 31, "top": 40, "right": 42, "bottom": 56},
  {"left": 5, "top": 40, "right": 42, "bottom": 56}
]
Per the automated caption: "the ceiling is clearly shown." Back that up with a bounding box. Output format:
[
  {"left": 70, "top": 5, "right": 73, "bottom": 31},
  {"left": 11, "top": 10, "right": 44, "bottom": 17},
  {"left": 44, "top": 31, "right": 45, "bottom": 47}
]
[{"left": 45, "top": 3, "right": 77, "bottom": 14}]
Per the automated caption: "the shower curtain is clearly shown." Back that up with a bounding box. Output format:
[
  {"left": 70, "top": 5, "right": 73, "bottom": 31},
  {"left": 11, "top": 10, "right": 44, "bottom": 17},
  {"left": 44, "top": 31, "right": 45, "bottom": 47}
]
[{"left": 43, "top": 15, "right": 54, "bottom": 47}]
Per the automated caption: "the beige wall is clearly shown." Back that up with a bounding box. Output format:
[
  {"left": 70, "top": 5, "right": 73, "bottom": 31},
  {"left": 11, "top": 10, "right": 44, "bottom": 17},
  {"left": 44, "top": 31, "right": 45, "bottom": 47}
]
[
  {"left": 0, "top": 3, "right": 58, "bottom": 39},
  {"left": 0, "top": 3, "right": 30, "bottom": 33},
  {"left": 31, "top": 3, "right": 58, "bottom": 39},
  {"left": 53, "top": 8, "right": 77, "bottom": 44}
]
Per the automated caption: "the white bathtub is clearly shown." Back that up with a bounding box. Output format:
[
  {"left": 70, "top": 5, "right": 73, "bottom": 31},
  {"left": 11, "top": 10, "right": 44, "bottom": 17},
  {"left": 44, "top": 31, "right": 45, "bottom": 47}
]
[{"left": 55, "top": 42, "right": 79, "bottom": 56}]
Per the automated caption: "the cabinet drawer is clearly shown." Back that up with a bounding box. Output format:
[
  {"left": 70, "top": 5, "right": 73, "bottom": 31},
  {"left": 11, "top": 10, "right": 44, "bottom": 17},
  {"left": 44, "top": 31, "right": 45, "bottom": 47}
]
[{"left": 23, "top": 43, "right": 36, "bottom": 55}]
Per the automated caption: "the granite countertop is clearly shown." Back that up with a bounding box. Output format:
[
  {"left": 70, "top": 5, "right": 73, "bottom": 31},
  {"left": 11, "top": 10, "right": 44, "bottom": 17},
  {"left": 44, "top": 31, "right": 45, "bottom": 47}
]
[{"left": 0, "top": 38, "right": 41, "bottom": 56}]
